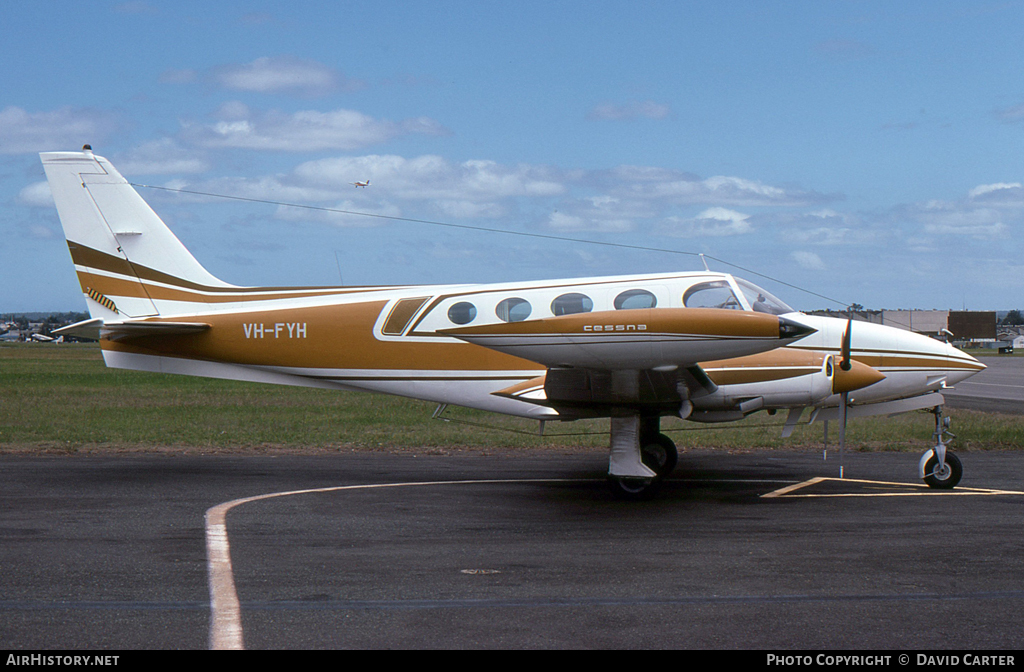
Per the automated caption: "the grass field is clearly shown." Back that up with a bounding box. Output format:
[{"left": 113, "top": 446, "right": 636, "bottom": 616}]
[{"left": 1, "top": 342, "right": 1021, "bottom": 455}]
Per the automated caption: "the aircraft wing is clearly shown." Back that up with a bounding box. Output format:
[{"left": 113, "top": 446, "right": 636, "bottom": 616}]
[
  {"left": 444, "top": 307, "right": 809, "bottom": 418},
  {"left": 53, "top": 317, "right": 211, "bottom": 341}
]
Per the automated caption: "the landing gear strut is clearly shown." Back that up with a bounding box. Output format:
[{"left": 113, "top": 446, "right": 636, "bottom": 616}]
[
  {"left": 919, "top": 405, "right": 962, "bottom": 489},
  {"left": 607, "top": 415, "right": 678, "bottom": 499}
]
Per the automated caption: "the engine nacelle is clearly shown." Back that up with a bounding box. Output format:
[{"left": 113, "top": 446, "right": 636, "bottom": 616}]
[{"left": 689, "top": 351, "right": 884, "bottom": 421}]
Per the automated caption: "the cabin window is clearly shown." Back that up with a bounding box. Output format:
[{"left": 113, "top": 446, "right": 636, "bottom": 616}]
[
  {"left": 551, "top": 293, "right": 593, "bottom": 316},
  {"left": 683, "top": 281, "right": 742, "bottom": 310},
  {"left": 447, "top": 301, "right": 477, "bottom": 325},
  {"left": 614, "top": 289, "right": 657, "bottom": 310},
  {"left": 496, "top": 297, "right": 532, "bottom": 322}
]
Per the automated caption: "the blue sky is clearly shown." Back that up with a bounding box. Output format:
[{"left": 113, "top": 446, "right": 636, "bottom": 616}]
[{"left": 3, "top": 1, "right": 1024, "bottom": 312}]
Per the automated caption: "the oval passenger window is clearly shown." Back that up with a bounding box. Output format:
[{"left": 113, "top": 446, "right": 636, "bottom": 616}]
[
  {"left": 496, "top": 298, "right": 532, "bottom": 322},
  {"left": 447, "top": 301, "right": 477, "bottom": 325},
  {"left": 614, "top": 289, "right": 657, "bottom": 310},
  {"left": 550, "top": 293, "right": 593, "bottom": 316}
]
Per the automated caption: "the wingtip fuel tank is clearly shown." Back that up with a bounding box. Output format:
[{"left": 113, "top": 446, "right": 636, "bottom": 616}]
[{"left": 440, "top": 307, "right": 816, "bottom": 370}]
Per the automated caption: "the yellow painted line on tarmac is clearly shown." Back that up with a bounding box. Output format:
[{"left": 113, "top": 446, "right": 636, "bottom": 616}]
[{"left": 762, "top": 477, "right": 1024, "bottom": 499}]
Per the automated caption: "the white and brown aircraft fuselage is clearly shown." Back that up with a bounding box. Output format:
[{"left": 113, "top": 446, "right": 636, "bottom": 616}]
[{"left": 42, "top": 148, "right": 984, "bottom": 496}]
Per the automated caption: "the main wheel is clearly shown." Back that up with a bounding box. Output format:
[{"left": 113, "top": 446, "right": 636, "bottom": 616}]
[
  {"left": 607, "top": 475, "right": 661, "bottom": 500},
  {"left": 923, "top": 451, "right": 962, "bottom": 490},
  {"left": 641, "top": 433, "right": 678, "bottom": 478}
]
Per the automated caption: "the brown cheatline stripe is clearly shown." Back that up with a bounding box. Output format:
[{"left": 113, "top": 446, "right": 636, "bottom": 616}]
[{"left": 67, "top": 241, "right": 401, "bottom": 297}]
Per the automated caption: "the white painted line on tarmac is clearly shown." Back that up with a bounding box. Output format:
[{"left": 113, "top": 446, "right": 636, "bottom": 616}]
[
  {"left": 204, "top": 478, "right": 586, "bottom": 650},
  {"left": 207, "top": 474, "right": 1023, "bottom": 649}
]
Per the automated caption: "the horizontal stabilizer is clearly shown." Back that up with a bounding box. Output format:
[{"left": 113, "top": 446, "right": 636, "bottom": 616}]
[{"left": 53, "top": 317, "right": 211, "bottom": 341}]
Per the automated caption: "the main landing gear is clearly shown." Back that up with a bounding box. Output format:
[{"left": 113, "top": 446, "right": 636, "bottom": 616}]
[
  {"left": 607, "top": 415, "right": 678, "bottom": 499},
  {"left": 919, "top": 405, "right": 962, "bottom": 490}
]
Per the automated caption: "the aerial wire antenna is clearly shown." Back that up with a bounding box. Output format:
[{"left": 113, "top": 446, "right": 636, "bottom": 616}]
[{"left": 130, "top": 182, "right": 849, "bottom": 308}]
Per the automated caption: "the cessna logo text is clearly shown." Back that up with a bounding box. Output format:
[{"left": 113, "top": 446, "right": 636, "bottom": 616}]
[{"left": 583, "top": 324, "right": 647, "bottom": 332}]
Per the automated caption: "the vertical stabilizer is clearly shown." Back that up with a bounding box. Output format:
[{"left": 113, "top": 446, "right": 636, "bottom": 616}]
[{"left": 40, "top": 147, "right": 235, "bottom": 318}]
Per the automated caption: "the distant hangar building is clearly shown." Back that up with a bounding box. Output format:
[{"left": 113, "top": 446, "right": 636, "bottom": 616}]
[
  {"left": 883, "top": 310, "right": 997, "bottom": 342},
  {"left": 947, "top": 311, "right": 997, "bottom": 341},
  {"left": 809, "top": 309, "right": 997, "bottom": 342}
]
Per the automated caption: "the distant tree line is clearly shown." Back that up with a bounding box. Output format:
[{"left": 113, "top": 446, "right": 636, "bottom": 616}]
[{"left": 1002, "top": 310, "right": 1024, "bottom": 326}]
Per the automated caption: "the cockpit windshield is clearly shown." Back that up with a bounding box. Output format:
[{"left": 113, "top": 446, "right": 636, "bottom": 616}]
[
  {"left": 735, "top": 279, "right": 794, "bottom": 315},
  {"left": 683, "top": 280, "right": 743, "bottom": 310}
]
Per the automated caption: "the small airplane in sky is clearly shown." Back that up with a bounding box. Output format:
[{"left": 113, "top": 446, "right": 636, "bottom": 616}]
[
  {"left": 351, "top": 180, "right": 370, "bottom": 188},
  {"left": 43, "top": 147, "right": 984, "bottom": 498}
]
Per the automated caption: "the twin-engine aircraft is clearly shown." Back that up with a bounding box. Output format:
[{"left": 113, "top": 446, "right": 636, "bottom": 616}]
[{"left": 43, "top": 147, "right": 984, "bottom": 497}]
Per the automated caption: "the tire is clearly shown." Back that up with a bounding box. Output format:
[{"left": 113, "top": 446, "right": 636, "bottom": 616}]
[
  {"left": 923, "top": 451, "right": 962, "bottom": 490},
  {"left": 607, "top": 475, "right": 661, "bottom": 500},
  {"left": 641, "top": 433, "right": 678, "bottom": 478}
]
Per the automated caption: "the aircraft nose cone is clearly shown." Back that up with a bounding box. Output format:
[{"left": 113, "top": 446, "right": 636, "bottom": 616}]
[
  {"left": 959, "top": 347, "right": 986, "bottom": 370},
  {"left": 778, "top": 317, "right": 816, "bottom": 341}
]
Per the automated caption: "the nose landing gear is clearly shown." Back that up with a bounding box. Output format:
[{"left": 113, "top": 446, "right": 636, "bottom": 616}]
[{"left": 919, "top": 405, "right": 962, "bottom": 489}]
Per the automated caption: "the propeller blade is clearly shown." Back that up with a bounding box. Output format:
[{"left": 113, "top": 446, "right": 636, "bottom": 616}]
[{"left": 840, "top": 318, "right": 853, "bottom": 372}]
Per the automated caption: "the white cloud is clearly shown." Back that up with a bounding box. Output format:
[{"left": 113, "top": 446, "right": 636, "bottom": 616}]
[
  {"left": 291, "top": 154, "right": 564, "bottom": 202},
  {"left": 782, "top": 226, "right": 852, "bottom": 245},
  {"left": 791, "top": 250, "right": 827, "bottom": 271},
  {"left": 116, "top": 139, "right": 210, "bottom": 175},
  {"left": 968, "top": 182, "right": 1023, "bottom": 201},
  {"left": 547, "top": 209, "right": 632, "bottom": 232},
  {"left": 610, "top": 167, "right": 829, "bottom": 207},
  {"left": 211, "top": 56, "right": 363, "bottom": 96},
  {"left": 774, "top": 209, "right": 874, "bottom": 246},
  {"left": 663, "top": 207, "right": 753, "bottom": 237},
  {"left": 896, "top": 198, "right": 1011, "bottom": 240},
  {"left": 16, "top": 181, "right": 53, "bottom": 207},
  {"left": 588, "top": 101, "right": 671, "bottom": 121},
  {"left": 548, "top": 212, "right": 586, "bottom": 230},
  {"left": 273, "top": 199, "right": 402, "bottom": 228},
  {"left": 182, "top": 107, "right": 449, "bottom": 152},
  {"left": 0, "top": 106, "right": 117, "bottom": 155},
  {"left": 29, "top": 224, "right": 57, "bottom": 239},
  {"left": 924, "top": 220, "right": 1008, "bottom": 239},
  {"left": 436, "top": 200, "right": 506, "bottom": 218}
]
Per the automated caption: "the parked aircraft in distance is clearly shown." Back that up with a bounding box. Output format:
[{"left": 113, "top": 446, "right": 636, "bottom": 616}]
[{"left": 43, "top": 147, "right": 984, "bottom": 497}]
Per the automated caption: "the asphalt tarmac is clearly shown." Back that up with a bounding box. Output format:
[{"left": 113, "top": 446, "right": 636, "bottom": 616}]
[
  {"left": 2, "top": 449, "right": 1022, "bottom": 650},
  {"left": 943, "top": 356, "right": 1024, "bottom": 415}
]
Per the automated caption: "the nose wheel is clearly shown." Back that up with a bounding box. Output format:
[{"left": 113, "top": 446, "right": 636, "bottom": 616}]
[
  {"left": 920, "top": 405, "right": 962, "bottom": 489},
  {"left": 922, "top": 451, "right": 962, "bottom": 489}
]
